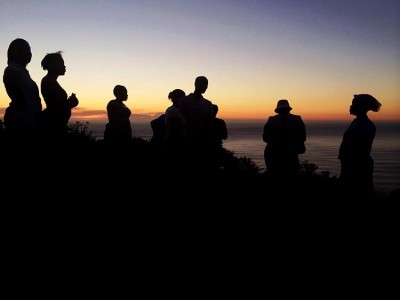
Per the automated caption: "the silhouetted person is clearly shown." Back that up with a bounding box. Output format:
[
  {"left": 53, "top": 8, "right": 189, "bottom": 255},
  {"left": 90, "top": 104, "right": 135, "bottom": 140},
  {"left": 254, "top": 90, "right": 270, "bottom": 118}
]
[
  {"left": 179, "top": 76, "right": 214, "bottom": 175},
  {"left": 0, "top": 119, "right": 4, "bottom": 143},
  {"left": 41, "top": 51, "right": 79, "bottom": 141},
  {"left": 339, "top": 94, "right": 382, "bottom": 199},
  {"left": 211, "top": 104, "right": 228, "bottom": 146},
  {"left": 263, "top": 99, "right": 306, "bottom": 181},
  {"left": 211, "top": 104, "right": 228, "bottom": 171},
  {"left": 104, "top": 85, "right": 132, "bottom": 146},
  {"left": 164, "top": 89, "right": 186, "bottom": 170},
  {"left": 3, "top": 38, "right": 42, "bottom": 143},
  {"left": 150, "top": 113, "right": 166, "bottom": 148}
]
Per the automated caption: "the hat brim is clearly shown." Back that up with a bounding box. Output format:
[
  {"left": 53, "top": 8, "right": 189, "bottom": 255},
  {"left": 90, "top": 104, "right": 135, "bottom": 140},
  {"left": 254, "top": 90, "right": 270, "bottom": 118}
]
[{"left": 275, "top": 107, "right": 292, "bottom": 113}]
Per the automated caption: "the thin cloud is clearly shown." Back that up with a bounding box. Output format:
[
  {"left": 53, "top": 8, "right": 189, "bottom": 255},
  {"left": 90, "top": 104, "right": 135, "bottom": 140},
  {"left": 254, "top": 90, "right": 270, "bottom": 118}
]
[
  {"left": 133, "top": 112, "right": 164, "bottom": 120},
  {"left": 1, "top": 106, "right": 164, "bottom": 123},
  {"left": 70, "top": 107, "right": 107, "bottom": 120}
]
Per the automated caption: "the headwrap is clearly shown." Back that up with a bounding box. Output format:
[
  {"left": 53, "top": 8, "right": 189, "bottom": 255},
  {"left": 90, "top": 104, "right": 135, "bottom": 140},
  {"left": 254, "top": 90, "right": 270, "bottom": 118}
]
[{"left": 354, "top": 94, "right": 382, "bottom": 112}]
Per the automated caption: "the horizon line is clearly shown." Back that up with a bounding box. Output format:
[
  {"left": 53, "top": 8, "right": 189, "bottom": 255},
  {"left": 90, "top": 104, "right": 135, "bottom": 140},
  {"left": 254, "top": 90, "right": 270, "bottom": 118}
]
[{"left": 69, "top": 117, "right": 400, "bottom": 124}]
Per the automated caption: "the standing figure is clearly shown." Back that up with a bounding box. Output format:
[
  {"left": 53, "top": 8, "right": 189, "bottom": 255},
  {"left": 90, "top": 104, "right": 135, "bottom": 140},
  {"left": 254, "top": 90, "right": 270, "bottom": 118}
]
[
  {"left": 164, "top": 89, "right": 186, "bottom": 170},
  {"left": 165, "top": 89, "right": 186, "bottom": 149},
  {"left": 179, "top": 76, "right": 214, "bottom": 175},
  {"left": 41, "top": 51, "right": 79, "bottom": 140},
  {"left": 150, "top": 114, "right": 166, "bottom": 148},
  {"left": 263, "top": 99, "right": 306, "bottom": 180},
  {"left": 3, "top": 38, "right": 42, "bottom": 143},
  {"left": 211, "top": 104, "right": 228, "bottom": 147},
  {"left": 338, "top": 94, "right": 381, "bottom": 198},
  {"left": 211, "top": 104, "right": 228, "bottom": 171},
  {"left": 104, "top": 85, "right": 132, "bottom": 145}
]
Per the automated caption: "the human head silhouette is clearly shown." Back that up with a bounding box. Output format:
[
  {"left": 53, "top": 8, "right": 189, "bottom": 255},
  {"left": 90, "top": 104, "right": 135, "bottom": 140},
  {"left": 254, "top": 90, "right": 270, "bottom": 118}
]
[
  {"left": 113, "top": 85, "right": 128, "bottom": 101},
  {"left": 212, "top": 104, "right": 219, "bottom": 117},
  {"left": 274, "top": 99, "right": 292, "bottom": 114},
  {"left": 350, "top": 94, "right": 381, "bottom": 115},
  {"left": 194, "top": 76, "right": 208, "bottom": 94},
  {"left": 41, "top": 51, "right": 66, "bottom": 76},
  {"left": 168, "top": 89, "right": 186, "bottom": 105},
  {"left": 7, "top": 38, "right": 32, "bottom": 66}
]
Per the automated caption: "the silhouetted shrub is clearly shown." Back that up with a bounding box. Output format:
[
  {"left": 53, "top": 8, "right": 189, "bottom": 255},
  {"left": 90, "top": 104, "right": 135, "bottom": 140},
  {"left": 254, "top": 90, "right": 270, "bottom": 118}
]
[
  {"left": 67, "top": 121, "right": 96, "bottom": 144},
  {"left": 319, "top": 170, "right": 332, "bottom": 179},
  {"left": 220, "top": 148, "right": 262, "bottom": 176},
  {"left": 299, "top": 160, "right": 318, "bottom": 176}
]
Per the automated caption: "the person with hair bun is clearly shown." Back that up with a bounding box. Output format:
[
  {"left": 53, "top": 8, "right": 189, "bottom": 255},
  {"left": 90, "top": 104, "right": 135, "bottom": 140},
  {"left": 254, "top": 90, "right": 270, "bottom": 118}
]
[
  {"left": 165, "top": 89, "right": 186, "bottom": 143},
  {"left": 338, "top": 94, "right": 382, "bottom": 198},
  {"left": 41, "top": 51, "right": 79, "bottom": 140},
  {"left": 163, "top": 88, "right": 186, "bottom": 170}
]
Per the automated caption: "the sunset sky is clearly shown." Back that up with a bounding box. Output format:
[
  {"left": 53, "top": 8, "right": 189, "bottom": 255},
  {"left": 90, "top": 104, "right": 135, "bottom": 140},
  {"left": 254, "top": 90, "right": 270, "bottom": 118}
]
[{"left": 1, "top": 0, "right": 399, "bottom": 123}]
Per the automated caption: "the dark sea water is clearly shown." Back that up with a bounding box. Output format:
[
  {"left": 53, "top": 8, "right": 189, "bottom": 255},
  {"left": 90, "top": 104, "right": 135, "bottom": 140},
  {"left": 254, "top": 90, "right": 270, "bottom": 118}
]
[{"left": 88, "top": 120, "right": 400, "bottom": 194}]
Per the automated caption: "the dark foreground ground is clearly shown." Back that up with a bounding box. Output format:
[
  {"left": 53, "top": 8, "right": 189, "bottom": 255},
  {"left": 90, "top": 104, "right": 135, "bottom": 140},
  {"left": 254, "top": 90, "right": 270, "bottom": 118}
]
[
  {"left": 1, "top": 125, "right": 398, "bottom": 294},
  {"left": 1, "top": 127, "right": 398, "bottom": 255}
]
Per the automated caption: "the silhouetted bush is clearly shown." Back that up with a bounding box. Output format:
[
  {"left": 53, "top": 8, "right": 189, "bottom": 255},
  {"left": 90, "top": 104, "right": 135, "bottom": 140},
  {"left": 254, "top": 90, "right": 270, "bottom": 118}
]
[
  {"left": 67, "top": 121, "right": 96, "bottom": 144},
  {"left": 220, "top": 148, "right": 262, "bottom": 177},
  {"left": 299, "top": 160, "right": 319, "bottom": 176}
]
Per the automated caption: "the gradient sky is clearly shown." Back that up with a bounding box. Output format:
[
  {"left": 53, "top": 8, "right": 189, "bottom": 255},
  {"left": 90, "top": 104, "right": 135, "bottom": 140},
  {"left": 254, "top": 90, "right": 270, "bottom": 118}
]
[{"left": 1, "top": 0, "right": 399, "bottom": 122}]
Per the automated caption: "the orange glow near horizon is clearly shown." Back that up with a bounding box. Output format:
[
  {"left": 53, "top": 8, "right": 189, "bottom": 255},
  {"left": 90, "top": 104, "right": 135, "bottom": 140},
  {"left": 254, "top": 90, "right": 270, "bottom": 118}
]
[{"left": 2, "top": 88, "right": 399, "bottom": 123}]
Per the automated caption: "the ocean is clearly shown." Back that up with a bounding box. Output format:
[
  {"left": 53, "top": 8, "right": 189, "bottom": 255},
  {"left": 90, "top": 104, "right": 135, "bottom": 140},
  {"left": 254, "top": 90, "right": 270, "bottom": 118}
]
[{"left": 87, "top": 120, "right": 400, "bottom": 194}]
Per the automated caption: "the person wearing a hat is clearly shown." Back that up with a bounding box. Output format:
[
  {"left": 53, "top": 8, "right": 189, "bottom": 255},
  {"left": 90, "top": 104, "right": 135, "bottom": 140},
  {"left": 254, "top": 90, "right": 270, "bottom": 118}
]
[
  {"left": 262, "top": 99, "right": 306, "bottom": 182},
  {"left": 338, "top": 94, "right": 382, "bottom": 198}
]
